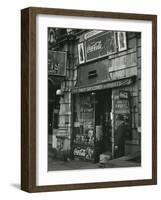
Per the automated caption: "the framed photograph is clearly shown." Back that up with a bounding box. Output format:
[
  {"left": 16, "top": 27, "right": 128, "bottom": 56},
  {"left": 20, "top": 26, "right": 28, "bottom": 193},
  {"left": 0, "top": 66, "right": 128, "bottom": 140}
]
[
  {"left": 21, "top": 7, "right": 157, "bottom": 192},
  {"left": 117, "top": 31, "right": 127, "bottom": 51}
]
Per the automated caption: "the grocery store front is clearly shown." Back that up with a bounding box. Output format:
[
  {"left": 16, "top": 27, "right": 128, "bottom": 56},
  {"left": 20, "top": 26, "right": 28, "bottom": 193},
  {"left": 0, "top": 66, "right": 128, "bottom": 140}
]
[{"left": 71, "top": 76, "right": 135, "bottom": 163}]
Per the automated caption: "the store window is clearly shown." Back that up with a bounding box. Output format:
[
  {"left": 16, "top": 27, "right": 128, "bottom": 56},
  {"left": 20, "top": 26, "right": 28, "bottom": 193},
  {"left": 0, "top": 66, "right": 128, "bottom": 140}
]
[{"left": 72, "top": 89, "right": 112, "bottom": 163}]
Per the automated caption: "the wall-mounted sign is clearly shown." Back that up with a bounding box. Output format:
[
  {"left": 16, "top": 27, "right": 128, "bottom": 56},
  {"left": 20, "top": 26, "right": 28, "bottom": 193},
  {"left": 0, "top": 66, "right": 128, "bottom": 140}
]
[
  {"left": 113, "top": 91, "right": 131, "bottom": 136},
  {"left": 119, "top": 91, "right": 130, "bottom": 99},
  {"left": 84, "top": 30, "right": 103, "bottom": 40},
  {"left": 48, "top": 51, "right": 67, "bottom": 76},
  {"left": 72, "top": 77, "right": 135, "bottom": 94},
  {"left": 78, "top": 43, "right": 85, "bottom": 64},
  {"left": 114, "top": 99, "right": 130, "bottom": 114},
  {"left": 117, "top": 32, "right": 127, "bottom": 52},
  {"left": 85, "top": 31, "right": 117, "bottom": 62}
]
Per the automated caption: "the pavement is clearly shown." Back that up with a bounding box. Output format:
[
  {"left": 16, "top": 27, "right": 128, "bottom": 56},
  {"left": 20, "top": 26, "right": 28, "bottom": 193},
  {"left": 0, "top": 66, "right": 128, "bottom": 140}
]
[
  {"left": 48, "top": 136, "right": 141, "bottom": 171},
  {"left": 48, "top": 149, "right": 140, "bottom": 171},
  {"left": 48, "top": 159, "right": 102, "bottom": 171},
  {"left": 48, "top": 142, "right": 115, "bottom": 171},
  {"left": 48, "top": 145, "right": 106, "bottom": 171}
]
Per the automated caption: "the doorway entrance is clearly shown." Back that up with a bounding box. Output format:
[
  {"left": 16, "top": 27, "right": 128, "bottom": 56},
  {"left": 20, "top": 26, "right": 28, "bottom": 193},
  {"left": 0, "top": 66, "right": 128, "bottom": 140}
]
[
  {"left": 48, "top": 80, "right": 61, "bottom": 136},
  {"left": 95, "top": 89, "right": 112, "bottom": 158}
]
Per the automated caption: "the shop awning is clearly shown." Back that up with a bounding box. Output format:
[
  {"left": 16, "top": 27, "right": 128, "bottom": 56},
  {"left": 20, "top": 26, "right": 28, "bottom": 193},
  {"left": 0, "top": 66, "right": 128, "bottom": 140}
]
[{"left": 72, "top": 76, "right": 136, "bottom": 94}]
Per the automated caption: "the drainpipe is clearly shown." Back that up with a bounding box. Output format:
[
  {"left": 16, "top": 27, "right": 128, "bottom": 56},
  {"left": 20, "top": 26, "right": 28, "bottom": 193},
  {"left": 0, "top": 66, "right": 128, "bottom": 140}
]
[{"left": 111, "top": 92, "right": 115, "bottom": 159}]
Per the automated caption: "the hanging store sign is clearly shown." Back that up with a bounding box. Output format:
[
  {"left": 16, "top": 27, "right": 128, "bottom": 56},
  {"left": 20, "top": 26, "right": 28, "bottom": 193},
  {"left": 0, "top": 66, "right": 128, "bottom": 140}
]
[
  {"left": 48, "top": 51, "right": 67, "bottom": 76},
  {"left": 85, "top": 31, "right": 117, "bottom": 62}
]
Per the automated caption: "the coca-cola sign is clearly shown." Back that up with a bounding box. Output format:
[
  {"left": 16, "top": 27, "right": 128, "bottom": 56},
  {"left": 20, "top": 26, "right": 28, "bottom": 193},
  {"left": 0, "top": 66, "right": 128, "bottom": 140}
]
[{"left": 85, "top": 31, "right": 117, "bottom": 62}]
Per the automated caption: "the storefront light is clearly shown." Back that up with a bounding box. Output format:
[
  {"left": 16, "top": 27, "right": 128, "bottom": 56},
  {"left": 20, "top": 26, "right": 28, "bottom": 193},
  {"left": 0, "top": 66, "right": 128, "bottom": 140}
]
[
  {"left": 56, "top": 89, "right": 64, "bottom": 97},
  {"left": 91, "top": 92, "right": 96, "bottom": 96}
]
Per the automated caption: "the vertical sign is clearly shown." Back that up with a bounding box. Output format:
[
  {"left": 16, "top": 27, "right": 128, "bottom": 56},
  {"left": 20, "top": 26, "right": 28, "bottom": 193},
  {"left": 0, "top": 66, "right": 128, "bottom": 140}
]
[
  {"left": 78, "top": 43, "right": 85, "bottom": 64},
  {"left": 117, "top": 32, "right": 127, "bottom": 52},
  {"left": 112, "top": 91, "right": 132, "bottom": 158},
  {"left": 114, "top": 91, "right": 131, "bottom": 129}
]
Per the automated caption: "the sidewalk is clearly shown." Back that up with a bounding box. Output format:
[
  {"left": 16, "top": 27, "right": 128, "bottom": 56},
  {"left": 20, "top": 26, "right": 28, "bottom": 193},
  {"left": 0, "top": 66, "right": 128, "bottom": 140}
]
[
  {"left": 48, "top": 142, "right": 115, "bottom": 171},
  {"left": 48, "top": 159, "right": 98, "bottom": 171},
  {"left": 48, "top": 137, "right": 140, "bottom": 171},
  {"left": 48, "top": 156, "right": 140, "bottom": 171}
]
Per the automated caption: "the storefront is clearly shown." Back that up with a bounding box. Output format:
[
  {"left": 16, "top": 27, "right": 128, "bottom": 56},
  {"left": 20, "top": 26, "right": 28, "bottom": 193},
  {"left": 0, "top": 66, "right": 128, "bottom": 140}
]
[
  {"left": 71, "top": 76, "right": 135, "bottom": 162},
  {"left": 70, "top": 30, "right": 141, "bottom": 163}
]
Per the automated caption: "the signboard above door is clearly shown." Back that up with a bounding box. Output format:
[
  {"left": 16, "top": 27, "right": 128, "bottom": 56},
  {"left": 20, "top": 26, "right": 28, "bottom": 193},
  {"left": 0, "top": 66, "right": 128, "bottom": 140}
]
[{"left": 85, "top": 31, "right": 117, "bottom": 62}]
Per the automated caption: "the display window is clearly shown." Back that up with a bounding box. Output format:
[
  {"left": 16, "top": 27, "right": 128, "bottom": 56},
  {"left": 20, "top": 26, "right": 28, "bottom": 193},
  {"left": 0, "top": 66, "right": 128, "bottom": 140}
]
[{"left": 72, "top": 90, "right": 112, "bottom": 162}]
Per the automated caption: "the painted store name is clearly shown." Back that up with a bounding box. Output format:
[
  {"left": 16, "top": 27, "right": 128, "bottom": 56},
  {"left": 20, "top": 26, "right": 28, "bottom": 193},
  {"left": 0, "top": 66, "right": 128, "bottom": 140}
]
[{"left": 86, "top": 41, "right": 102, "bottom": 53}]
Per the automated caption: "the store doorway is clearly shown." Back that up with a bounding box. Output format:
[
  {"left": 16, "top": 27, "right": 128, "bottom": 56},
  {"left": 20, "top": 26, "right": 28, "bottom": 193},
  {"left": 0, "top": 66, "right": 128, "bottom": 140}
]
[
  {"left": 95, "top": 89, "right": 112, "bottom": 156},
  {"left": 48, "top": 80, "right": 61, "bottom": 136}
]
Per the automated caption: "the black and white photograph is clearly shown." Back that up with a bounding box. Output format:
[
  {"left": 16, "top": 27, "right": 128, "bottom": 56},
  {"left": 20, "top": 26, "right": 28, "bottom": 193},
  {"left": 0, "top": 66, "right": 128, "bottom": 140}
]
[{"left": 47, "top": 28, "right": 141, "bottom": 171}]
